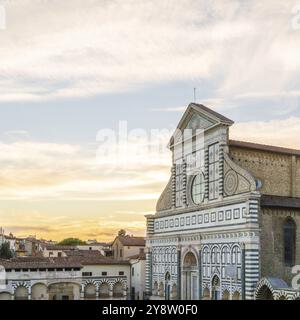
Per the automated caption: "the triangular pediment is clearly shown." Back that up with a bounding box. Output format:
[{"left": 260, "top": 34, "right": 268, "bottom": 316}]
[
  {"left": 169, "top": 103, "right": 234, "bottom": 148},
  {"left": 185, "top": 112, "right": 215, "bottom": 131}
]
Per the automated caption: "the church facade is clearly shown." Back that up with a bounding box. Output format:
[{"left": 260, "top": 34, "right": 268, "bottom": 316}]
[{"left": 145, "top": 103, "right": 300, "bottom": 300}]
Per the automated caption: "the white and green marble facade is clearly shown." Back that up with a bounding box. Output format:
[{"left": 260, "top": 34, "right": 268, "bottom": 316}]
[{"left": 145, "top": 103, "right": 260, "bottom": 300}]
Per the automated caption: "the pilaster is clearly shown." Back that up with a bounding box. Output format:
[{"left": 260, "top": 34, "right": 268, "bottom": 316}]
[{"left": 177, "top": 245, "right": 182, "bottom": 300}]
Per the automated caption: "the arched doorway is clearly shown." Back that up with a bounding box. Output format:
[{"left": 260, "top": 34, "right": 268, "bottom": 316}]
[
  {"left": 159, "top": 282, "right": 164, "bottom": 297},
  {"left": 31, "top": 283, "right": 48, "bottom": 300},
  {"left": 113, "top": 282, "right": 124, "bottom": 298},
  {"left": 256, "top": 285, "right": 274, "bottom": 300},
  {"left": 15, "top": 286, "right": 29, "bottom": 300},
  {"left": 153, "top": 282, "right": 158, "bottom": 296},
  {"left": 165, "top": 272, "right": 171, "bottom": 300},
  {"left": 48, "top": 282, "right": 80, "bottom": 300},
  {"left": 84, "top": 283, "right": 97, "bottom": 300},
  {"left": 211, "top": 275, "right": 221, "bottom": 300},
  {"left": 99, "top": 282, "right": 110, "bottom": 299},
  {"left": 222, "top": 289, "right": 229, "bottom": 300},
  {"left": 232, "top": 291, "right": 241, "bottom": 300},
  {"left": 171, "top": 283, "right": 177, "bottom": 300},
  {"left": 182, "top": 251, "right": 198, "bottom": 300},
  {"left": 0, "top": 292, "right": 11, "bottom": 300},
  {"left": 202, "top": 287, "right": 210, "bottom": 300}
]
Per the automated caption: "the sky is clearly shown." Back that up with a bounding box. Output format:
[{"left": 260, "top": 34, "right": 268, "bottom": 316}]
[{"left": 0, "top": 0, "right": 300, "bottom": 241}]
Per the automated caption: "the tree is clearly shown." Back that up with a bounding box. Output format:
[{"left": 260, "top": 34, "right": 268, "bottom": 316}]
[
  {"left": 118, "top": 229, "right": 126, "bottom": 237},
  {"left": 0, "top": 242, "right": 13, "bottom": 259},
  {"left": 57, "top": 238, "right": 86, "bottom": 246}
]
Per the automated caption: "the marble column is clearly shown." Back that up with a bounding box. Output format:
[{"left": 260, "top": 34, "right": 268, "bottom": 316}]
[
  {"left": 80, "top": 284, "right": 85, "bottom": 300},
  {"left": 28, "top": 286, "right": 31, "bottom": 300},
  {"left": 123, "top": 288, "right": 127, "bottom": 299}
]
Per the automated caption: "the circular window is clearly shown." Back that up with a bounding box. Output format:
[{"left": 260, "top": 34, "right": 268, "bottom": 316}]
[{"left": 191, "top": 173, "right": 204, "bottom": 204}]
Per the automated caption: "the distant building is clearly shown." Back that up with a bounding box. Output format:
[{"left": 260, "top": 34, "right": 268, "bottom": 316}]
[
  {"left": 128, "top": 250, "right": 146, "bottom": 300},
  {"left": 2, "top": 235, "right": 16, "bottom": 252},
  {"left": 24, "top": 237, "right": 41, "bottom": 257},
  {"left": 76, "top": 242, "right": 108, "bottom": 255},
  {"left": 0, "top": 228, "right": 4, "bottom": 247},
  {"left": 0, "top": 249, "right": 130, "bottom": 300},
  {"left": 111, "top": 235, "right": 145, "bottom": 261},
  {"left": 42, "top": 245, "right": 74, "bottom": 258},
  {"left": 0, "top": 232, "right": 46, "bottom": 258},
  {"left": 0, "top": 256, "right": 82, "bottom": 300}
]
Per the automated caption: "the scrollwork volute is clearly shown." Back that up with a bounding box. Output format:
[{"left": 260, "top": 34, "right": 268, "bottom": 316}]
[{"left": 223, "top": 152, "right": 257, "bottom": 196}]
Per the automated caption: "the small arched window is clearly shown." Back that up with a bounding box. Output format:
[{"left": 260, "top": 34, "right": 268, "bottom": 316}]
[
  {"left": 231, "top": 246, "right": 241, "bottom": 265},
  {"left": 221, "top": 246, "right": 229, "bottom": 264},
  {"left": 283, "top": 218, "right": 296, "bottom": 266}
]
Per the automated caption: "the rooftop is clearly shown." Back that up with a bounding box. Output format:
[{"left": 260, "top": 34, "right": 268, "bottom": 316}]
[
  {"left": 229, "top": 140, "right": 300, "bottom": 156},
  {"left": 127, "top": 252, "right": 146, "bottom": 261},
  {"left": 62, "top": 249, "right": 130, "bottom": 265},
  {"left": 45, "top": 245, "right": 76, "bottom": 251},
  {"left": 78, "top": 242, "right": 108, "bottom": 246},
  {"left": 0, "top": 257, "right": 82, "bottom": 269},
  {"left": 0, "top": 250, "right": 130, "bottom": 269},
  {"left": 190, "top": 103, "right": 234, "bottom": 125},
  {"left": 115, "top": 235, "right": 145, "bottom": 247}
]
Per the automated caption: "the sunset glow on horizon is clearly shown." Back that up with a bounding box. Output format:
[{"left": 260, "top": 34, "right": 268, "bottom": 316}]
[{"left": 1, "top": 1, "right": 300, "bottom": 241}]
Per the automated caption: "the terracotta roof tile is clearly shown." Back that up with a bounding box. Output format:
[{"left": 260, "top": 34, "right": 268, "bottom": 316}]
[
  {"left": 79, "top": 257, "right": 130, "bottom": 266},
  {"left": 115, "top": 236, "right": 145, "bottom": 246},
  {"left": 64, "top": 250, "right": 130, "bottom": 265},
  {"left": 63, "top": 249, "right": 102, "bottom": 256},
  {"left": 0, "top": 251, "right": 130, "bottom": 269},
  {"left": 45, "top": 245, "right": 76, "bottom": 250},
  {"left": 128, "top": 252, "right": 146, "bottom": 260},
  {"left": 0, "top": 257, "right": 82, "bottom": 269}
]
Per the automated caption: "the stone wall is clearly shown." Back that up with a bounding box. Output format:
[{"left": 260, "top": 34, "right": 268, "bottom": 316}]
[
  {"left": 229, "top": 146, "right": 300, "bottom": 197},
  {"left": 260, "top": 208, "right": 300, "bottom": 285}
]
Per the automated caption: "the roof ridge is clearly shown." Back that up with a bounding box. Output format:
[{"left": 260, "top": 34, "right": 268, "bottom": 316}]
[
  {"left": 229, "top": 139, "right": 300, "bottom": 155},
  {"left": 190, "top": 103, "right": 234, "bottom": 124}
]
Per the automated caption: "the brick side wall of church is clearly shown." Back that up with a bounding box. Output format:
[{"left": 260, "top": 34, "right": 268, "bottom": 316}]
[
  {"left": 260, "top": 208, "right": 300, "bottom": 286},
  {"left": 229, "top": 147, "right": 300, "bottom": 197},
  {"left": 297, "top": 158, "right": 300, "bottom": 196}
]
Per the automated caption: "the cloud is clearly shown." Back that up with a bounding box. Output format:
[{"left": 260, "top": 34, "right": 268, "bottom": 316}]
[
  {"left": 0, "top": 0, "right": 299, "bottom": 103},
  {"left": 0, "top": 133, "right": 168, "bottom": 240},
  {"left": 230, "top": 116, "right": 300, "bottom": 149},
  {"left": 0, "top": 132, "right": 171, "bottom": 201}
]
